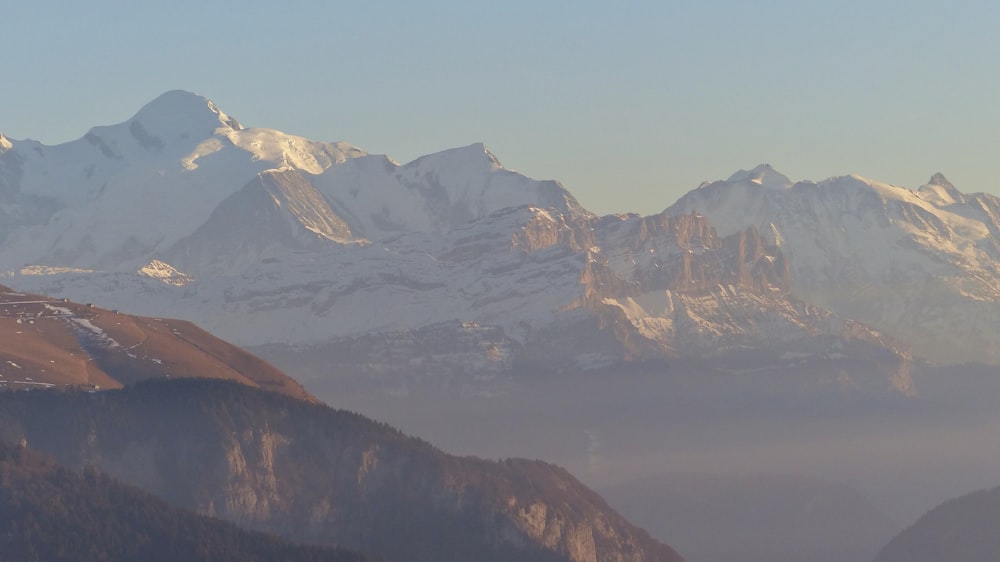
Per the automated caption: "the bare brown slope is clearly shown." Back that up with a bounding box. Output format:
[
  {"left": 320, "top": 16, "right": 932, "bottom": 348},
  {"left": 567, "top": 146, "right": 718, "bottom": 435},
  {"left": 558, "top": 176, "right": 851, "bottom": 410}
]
[{"left": 0, "top": 285, "right": 315, "bottom": 402}]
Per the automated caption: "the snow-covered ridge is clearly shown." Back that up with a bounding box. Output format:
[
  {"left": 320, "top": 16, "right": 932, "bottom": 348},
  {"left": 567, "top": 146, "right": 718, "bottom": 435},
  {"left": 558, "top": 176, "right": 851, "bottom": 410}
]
[
  {"left": 4, "top": 198, "right": 909, "bottom": 394},
  {"left": 0, "top": 92, "right": 583, "bottom": 274},
  {"left": 310, "top": 142, "right": 590, "bottom": 243},
  {"left": 0, "top": 91, "right": 373, "bottom": 271},
  {"left": 669, "top": 166, "right": 1000, "bottom": 364},
  {"left": 0, "top": 91, "right": 986, "bottom": 385}
]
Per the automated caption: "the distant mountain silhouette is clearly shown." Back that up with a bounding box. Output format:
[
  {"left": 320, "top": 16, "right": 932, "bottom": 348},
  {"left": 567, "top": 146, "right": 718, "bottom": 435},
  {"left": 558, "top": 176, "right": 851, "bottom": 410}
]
[{"left": 874, "top": 485, "right": 1000, "bottom": 562}]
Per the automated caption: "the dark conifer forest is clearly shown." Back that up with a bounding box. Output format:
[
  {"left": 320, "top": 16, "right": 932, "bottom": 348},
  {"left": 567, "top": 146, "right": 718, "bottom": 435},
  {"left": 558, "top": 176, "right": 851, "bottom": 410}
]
[{"left": 0, "top": 440, "right": 373, "bottom": 562}]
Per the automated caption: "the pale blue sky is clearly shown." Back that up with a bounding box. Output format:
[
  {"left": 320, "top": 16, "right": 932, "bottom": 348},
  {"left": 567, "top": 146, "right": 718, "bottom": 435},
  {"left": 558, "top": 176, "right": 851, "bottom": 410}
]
[{"left": 3, "top": 0, "right": 998, "bottom": 214}]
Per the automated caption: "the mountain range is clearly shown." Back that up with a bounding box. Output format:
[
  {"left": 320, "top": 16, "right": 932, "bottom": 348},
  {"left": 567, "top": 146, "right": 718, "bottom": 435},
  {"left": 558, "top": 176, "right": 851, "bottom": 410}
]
[
  {"left": 6, "top": 90, "right": 990, "bottom": 397},
  {"left": 2, "top": 90, "right": 1000, "bottom": 561},
  {"left": 668, "top": 165, "right": 1000, "bottom": 365}
]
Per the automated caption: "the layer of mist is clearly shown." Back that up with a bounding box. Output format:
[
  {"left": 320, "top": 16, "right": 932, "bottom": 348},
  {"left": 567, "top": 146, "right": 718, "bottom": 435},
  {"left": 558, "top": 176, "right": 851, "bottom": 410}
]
[{"left": 304, "top": 362, "right": 1000, "bottom": 562}]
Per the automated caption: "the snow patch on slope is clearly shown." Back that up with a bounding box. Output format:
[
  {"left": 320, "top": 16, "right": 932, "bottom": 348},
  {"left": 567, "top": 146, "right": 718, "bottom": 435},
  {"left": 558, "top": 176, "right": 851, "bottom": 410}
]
[
  {"left": 138, "top": 260, "right": 194, "bottom": 286},
  {"left": 15, "top": 265, "right": 94, "bottom": 276},
  {"left": 69, "top": 317, "right": 122, "bottom": 350}
]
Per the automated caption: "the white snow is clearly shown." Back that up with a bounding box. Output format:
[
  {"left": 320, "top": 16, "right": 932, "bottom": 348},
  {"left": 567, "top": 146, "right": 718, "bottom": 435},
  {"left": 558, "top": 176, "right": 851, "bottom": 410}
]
[
  {"left": 42, "top": 303, "right": 72, "bottom": 316},
  {"left": 668, "top": 168, "right": 1000, "bottom": 363},
  {"left": 2, "top": 92, "right": 998, "bottom": 368},
  {"left": 1, "top": 91, "right": 367, "bottom": 271},
  {"left": 138, "top": 260, "right": 194, "bottom": 286},
  {"left": 15, "top": 266, "right": 94, "bottom": 276},
  {"left": 69, "top": 317, "right": 121, "bottom": 349},
  {"left": 725, "top": 163, "right": 793, "bottom": 189}
]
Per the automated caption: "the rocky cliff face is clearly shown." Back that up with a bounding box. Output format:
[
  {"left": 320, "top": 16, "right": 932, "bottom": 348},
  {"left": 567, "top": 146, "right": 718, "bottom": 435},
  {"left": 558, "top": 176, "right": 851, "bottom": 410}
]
[
  {"left": 667, "top": 167, "right": 1000, "bottom": 364},
  {"left": 0, "top": 379, "right": 684, "bottom": 562},
  {"left": 216, "top": 206, "right": 906, "bottom": 393},
  {"left": 582, "top": 211, "right": 789, "bottom": 301},
  {"left": 0, "top": 441, "right": 373, "bottom": 562}
]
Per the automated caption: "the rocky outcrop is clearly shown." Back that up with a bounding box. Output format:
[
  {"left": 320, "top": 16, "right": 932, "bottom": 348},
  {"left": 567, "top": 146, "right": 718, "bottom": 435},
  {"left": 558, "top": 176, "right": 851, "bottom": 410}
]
[
  {"left": 587, "top": 211, "right": 789, "bottom": 298},
  {"left": 0, "top": 379, "right": 684, "bottom": 562},
  {"left": 510, "top": 207, "right": 594, "bottom": 254},
  {"left": 0, "top": 441, "right": 374, "bottom": 562},
  {"left": 668, "top": 170, "right": 1000, "bottom": 365}
]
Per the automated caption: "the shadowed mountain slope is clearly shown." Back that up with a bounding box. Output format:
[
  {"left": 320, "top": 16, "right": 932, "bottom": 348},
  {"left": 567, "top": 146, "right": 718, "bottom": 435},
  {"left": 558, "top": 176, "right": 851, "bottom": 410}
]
[
  {"left": 0, "top": 379, "right": 683, "bottom": 562},
  {"left": 873, "top": 484, "right": 1000, "bottom": 562},
  {"left": 0, "top": 440, "right": 372, "bottom": 562}
]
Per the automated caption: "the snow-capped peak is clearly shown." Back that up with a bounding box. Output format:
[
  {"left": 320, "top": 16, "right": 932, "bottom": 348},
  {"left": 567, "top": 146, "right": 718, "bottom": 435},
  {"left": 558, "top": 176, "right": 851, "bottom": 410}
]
[
  {"left": 726, "top": 164, "right": 793, "bottom": 189},
  {"left": 928, "top": 172, "right": 951, "bottom": 186},
  {"left": 726, "top": 164, "right": 792, "bottom": 189},
  {"left": 126, "top": 90, "right": 242, "bottom": 149},
  {"left": 918, "top": 172, "right": 965, "bottom": 206},
  {"left": 406, "top": 142, "right": 505, "bottom": 172},
  {"left": 0, "top": 133, "right": 11, "bottom": 152}
]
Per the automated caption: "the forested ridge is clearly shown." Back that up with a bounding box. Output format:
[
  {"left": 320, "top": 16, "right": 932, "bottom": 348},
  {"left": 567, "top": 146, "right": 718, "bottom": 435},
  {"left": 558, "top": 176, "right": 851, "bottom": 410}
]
[{"left": 0, "top": 440, "right": 374, "bottom": 562}]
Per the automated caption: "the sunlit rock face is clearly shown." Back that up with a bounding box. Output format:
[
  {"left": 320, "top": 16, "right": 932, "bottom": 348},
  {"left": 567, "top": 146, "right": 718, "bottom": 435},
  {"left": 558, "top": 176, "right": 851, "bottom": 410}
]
[
  {"left": 668, "top": 169, "right": 1000, "bottom": 365},
  {"left": 0, "top": 379, "right": 685, "bottom": 562}
]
